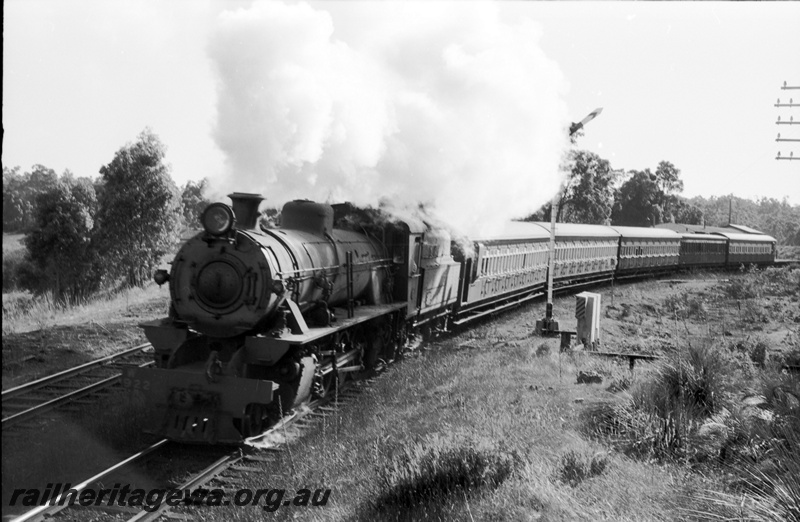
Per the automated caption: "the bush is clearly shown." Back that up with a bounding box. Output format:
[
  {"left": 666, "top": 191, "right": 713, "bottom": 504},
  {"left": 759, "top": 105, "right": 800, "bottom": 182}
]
[
  {"left": 724, "top": 266, "right": 800, "bottom": 300},
  {"left": 2, "top": 248, "right": 26, "bottom": 291},
  {"left": 748, "top": 339, "right": 769, "bottom": 367},
  {"left": 698, "top": 386, "right": 800, "bottom": 522},
  {"left": 584, "top": 342, "right": 733, "bottom": 461},
  {"left": 728, "top": 337, "right": 771, "bottom": 368},
  {"left": 536, "top": 341, "right": 552, "bottom": 357},
  {"left": 557, "top": 450, "right": 608, "bottom": 487},
  {"left": 2, "top": 291, "right": 37, "bottom": 319},
  {"left": 373, "top": 435, "right": 518, "bottom": 513},
  {"left": 635, "top": 342, "right": 730, "bottom": 418},
  {"left": 663, "top": 291, "right": 707, "bottom": 320}
]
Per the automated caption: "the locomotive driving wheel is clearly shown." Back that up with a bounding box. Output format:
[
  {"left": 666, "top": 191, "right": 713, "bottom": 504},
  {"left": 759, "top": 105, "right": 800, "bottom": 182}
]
[
  {"left": 313, "top": 365, "right": 340, "bottom": 400},
  {"left": 348, "top": 328, "right": 370, "bottom": 380}
]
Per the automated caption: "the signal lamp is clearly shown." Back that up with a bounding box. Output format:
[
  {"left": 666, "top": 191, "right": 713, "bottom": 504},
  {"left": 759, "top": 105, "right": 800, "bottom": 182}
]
[{"left": 202, "top": 203, "right": 235, "bottom": 236}]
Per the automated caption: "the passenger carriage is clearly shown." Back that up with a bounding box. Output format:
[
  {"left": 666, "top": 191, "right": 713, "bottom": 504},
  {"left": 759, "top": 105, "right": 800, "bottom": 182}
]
[
  {"left": 610, "top": 226, "right": 681, "bottom": 277},
  {"left": 532, "top": 222, "right": 620, "bottom": 283},
  {"left": 677, "top": 233, "right": 728, "bottom": 268},
  {"left": 712, "top": 232, "right": 776, "bottom": 266},
  {"left": 454, "top": 221, "right": 550, "bottom": 325}
]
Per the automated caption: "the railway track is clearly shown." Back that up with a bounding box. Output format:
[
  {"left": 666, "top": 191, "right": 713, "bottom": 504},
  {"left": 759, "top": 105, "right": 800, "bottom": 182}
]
[
  {"left": 9, "top": 372, "right": 374, "bottom": 522},
  {"left": 2, "top": 343, "right": 154, "bottom": 429}
]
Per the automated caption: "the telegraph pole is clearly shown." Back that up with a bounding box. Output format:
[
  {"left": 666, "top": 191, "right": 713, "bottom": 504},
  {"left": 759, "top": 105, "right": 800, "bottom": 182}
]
[
  {"left": 537, "top": 108, "right": 603, "bottom": 336},
  {"left": 776, "top": 81, "right": 799, "bottom": 161}
]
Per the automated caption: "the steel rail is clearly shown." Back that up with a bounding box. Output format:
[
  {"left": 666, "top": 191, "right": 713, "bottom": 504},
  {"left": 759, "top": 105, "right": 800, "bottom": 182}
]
[
  {"left": 10, "top": 438, "right": 170, "bottom": 522},
  {"left": 2, "top": 360, "right": 153, "bottom": 428},
  {"left": 2, "top": 343, "right": 152, "bottom": 399},
  {"left": 128, "top": 453, "right": 241, "bottom": 522},
  {"left": 2, "top": 343, "right": 153, "bottom": 427},
  {"left": 10, "top": 348, "right": 377, "bottom": 522},
  {"left": 126, "top": 395, "right": 336, "bottom": 521}
]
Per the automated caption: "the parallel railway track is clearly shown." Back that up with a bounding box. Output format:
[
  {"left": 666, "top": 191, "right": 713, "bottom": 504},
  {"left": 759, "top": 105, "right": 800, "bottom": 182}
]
[
  {"left": 2, "top": 343, "right": 154, "bottom": 428},
  {"left": 10, "top": 377, "right": 371, "bottom": 522}
]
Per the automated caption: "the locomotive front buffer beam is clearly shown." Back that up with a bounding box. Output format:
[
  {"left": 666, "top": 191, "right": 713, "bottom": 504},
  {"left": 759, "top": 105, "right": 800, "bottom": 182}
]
[{"left": 122, "top": 365, "right": 277, "bottom": 444}]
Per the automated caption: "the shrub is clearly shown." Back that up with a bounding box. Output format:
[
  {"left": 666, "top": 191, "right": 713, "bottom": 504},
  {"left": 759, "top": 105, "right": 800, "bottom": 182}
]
[
  {"left": 695, "top": 411, "right": 800, "bottom": 521},
  {"left": 557, "top": 450, "right": 608, "bottom": 487},
  {"left": 635, "top": 342, "right": 730, "bottom": 418},
  {"left": 606, "top": 374, "right": 633, "bottom": 393},
  {"left": 536, "top": 342, "right": 552, "bottom": 357},
  {"left": 373, "top": 435, "right": 518, "bottom": 513},
  {"left": 2, "top": 248, "right": 26, "bottom": 291},
  {"left": 584, "top": 342, "right": 733, "bottom": 461},
  {"left": 741, "top": 300, "right": 770, "bottom": 327},
  {"left": 748, "top": 339, "right": 769, "bottom": 367},
  {"left": 663, "top": 291, "right": 707, "bottom": 320},
  {"left": 724, "top": 266, "right": 800, "bottom": 300},
  {"left": 2, "top": 291, "right": 37, "bottom": 320}
]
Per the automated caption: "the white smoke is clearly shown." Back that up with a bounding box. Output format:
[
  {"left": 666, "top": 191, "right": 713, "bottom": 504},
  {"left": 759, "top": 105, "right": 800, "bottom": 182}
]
[{"left": 208, "top": 1, "right": 570, "bottom": 236}]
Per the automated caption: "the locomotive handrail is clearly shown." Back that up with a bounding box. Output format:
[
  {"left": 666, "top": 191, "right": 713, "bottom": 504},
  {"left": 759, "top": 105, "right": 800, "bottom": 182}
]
[{"left": 276, "top": 257, "right": 394, "bottom": 276}]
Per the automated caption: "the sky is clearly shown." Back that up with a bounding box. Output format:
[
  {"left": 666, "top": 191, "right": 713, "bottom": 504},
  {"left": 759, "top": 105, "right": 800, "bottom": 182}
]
[{"left": 3, "top": 1, "right": 799, "bottom": 232}]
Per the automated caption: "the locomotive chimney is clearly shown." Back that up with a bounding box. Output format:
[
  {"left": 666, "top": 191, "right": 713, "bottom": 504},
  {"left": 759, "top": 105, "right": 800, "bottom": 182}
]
[{"left": 228, "top": 192, "right": 264, "bottom": 229}]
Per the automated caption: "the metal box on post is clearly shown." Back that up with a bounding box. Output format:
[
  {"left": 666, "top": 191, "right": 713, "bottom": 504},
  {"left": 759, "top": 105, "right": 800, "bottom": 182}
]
[{"left": 575, "top": 292, "right": 601, "bottom": 350}]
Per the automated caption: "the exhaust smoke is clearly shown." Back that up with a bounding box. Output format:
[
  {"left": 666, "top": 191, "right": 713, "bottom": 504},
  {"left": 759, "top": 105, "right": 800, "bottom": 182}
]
[{"left": 208, "top": 1, "right": 570, "bottom": 236}]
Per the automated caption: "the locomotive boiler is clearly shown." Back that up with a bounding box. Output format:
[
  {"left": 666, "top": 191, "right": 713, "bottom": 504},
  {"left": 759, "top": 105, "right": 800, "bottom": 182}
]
[{"left": 125, "top": 194, "right": 406, "bottom": 443}]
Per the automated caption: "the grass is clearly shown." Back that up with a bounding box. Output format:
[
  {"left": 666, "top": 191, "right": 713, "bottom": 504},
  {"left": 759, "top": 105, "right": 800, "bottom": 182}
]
[
  {"left": 187, "top": 311, "right": 688, "bottom": 521},
  {"left": 2, "top": 247, "right": 26, "bottom": 292},
  {"left": 2, "top": 284, "right": 167, "bottom": 390},
  {"left": 662, "top": 290, "right": 708, "bottom": 321},
  {"left": 2, "top": 285, "right": 167, "bottom": 335},
  {"left": 583, "top": 339, "right": 800, "bottom": 521},
  {"left": 556, "top": 449, "right": 609, "bottom": 488},
  {"left": 370, "top": 435, "right": 519, "bottom": 518},
  {"left": 3, "top": 258, "right": 797, "bottom": 519},
  {"left": 2, "top": 233, "right": 25, "bottom": 254},
  {"left": 723, "top": 265, "right": 800, "bottom": 300}
]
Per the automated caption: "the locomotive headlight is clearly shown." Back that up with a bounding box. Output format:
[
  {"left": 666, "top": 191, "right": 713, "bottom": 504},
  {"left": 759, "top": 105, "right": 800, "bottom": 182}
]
[{"left": 201, "top": 203, "right": 235, "bottom": 236}]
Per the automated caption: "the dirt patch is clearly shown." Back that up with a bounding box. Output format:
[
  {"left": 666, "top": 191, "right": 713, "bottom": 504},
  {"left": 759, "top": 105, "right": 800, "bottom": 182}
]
[{"left": 2, "top": 296, "right": 165, "bottom": 390}]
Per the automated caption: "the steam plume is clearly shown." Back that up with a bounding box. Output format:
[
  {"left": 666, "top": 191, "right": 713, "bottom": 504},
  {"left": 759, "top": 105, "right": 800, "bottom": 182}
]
[{"left": 209, "top": 1, "right": 570, "bottom": 235}]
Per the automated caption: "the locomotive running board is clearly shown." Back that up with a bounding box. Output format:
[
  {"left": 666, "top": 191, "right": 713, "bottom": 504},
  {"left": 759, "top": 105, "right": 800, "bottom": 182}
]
[{"left": 244, "top": 303, "right": 407, "bottom": 364}]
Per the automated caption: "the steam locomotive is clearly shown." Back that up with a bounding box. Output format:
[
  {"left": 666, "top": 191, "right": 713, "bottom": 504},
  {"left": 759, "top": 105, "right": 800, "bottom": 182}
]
[{"left": 124, "top": 193, "right": 776, "bottom": 443}]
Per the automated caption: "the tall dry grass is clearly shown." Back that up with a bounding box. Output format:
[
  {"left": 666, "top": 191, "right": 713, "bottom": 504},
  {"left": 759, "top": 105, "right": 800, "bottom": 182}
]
[
  {"left": 584, "top": 338, "right": 800, "bottom": 521},
  {"left": 2, "top": 284, "right": 165, "bottom": 336}
]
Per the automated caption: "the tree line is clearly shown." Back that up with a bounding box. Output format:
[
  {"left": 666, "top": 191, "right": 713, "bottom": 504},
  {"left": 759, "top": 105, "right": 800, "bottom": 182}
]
[
  {"left": 4, "top": 131, "right": 799, "bottom": 302},
  {"left": 3, "top": 129, "right": 211, "bottom": 301},
  {"left": 523, "top": 150, "right": 800, "bottom": 246}
]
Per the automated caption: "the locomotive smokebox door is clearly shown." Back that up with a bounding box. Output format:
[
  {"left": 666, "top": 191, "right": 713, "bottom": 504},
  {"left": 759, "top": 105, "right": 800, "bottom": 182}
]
[{"left": 575, "top": 292, "right": 601, "bottom": 350}]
